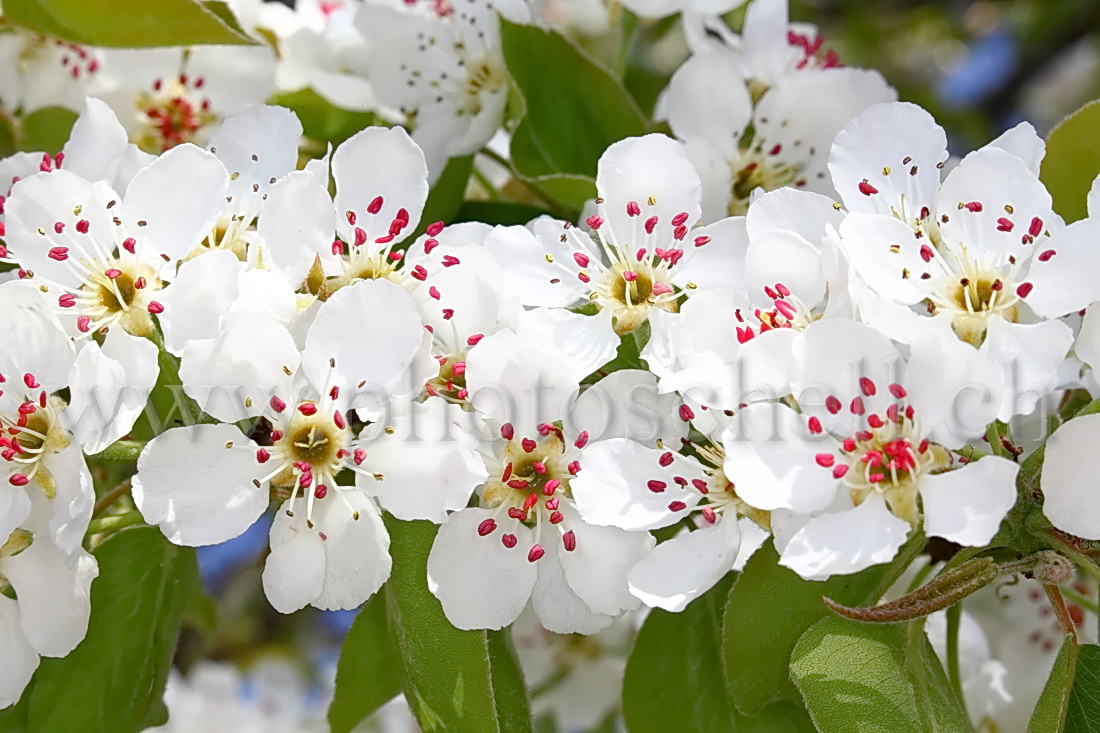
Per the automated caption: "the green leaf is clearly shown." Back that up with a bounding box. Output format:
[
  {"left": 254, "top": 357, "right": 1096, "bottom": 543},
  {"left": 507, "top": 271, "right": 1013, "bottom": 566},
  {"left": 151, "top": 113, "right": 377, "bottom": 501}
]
[
  {"left": 273, "top": 89, "right": 380, "bottom": 146},
  {"left": 455, "top": 201, "right": 550, "bottom": 226},
  {"left": 418, "top": 155, "right": 475, "bottom": 235},
  {"left": 1028, "top": 636, "right": 1077, "bottom": 732},
  {"left": 27, "top": 526, "right": 198, "bottom": 733},
  {"left": 722, "top": 539, "right": 905, "bottom": 714},
  {"left": 1066, "top": 644, "right": 1100, "bottom": 732},
  {"left": 790, "top": 617, "right": 970, "bottom": 733},
  {"left": 623, "top": 574, "right": 814, "bottom": 733},
  {"left": 18, "top": 107, "right": 77, "bottom": 154},
  {"left": 1042, "top": 100, "right": 1100, "bottom": 224},
  {"left": 384, "top": 517, "right": 532, "bottom": 733},
  {"left": 500, "top": 19, "right": 645, "bottom": 203},
  {"left": 328, "top": 591, "right": 403, "bottom": 733},
  {"left": 4, "top": 0, "right": 256, "bottom": 47}
]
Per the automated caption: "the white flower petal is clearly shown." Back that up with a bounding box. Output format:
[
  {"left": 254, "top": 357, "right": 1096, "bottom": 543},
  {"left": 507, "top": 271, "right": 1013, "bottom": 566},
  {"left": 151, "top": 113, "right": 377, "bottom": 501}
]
[
  {"left": 313, "top": 492, "right": 391, "bottom": 611},
  {"left": 2, "top": 540, "right": 97, "bottom": 657},
  {"left": 207, "top": 104, "right": 303, "bottom": 220},
  {"left": 531, "top": 540, "right": 615, "bottom": 634},
  {"left": 258, "top": 170, "right": 337, "bottom": 287},
  {"left": 133, "top": 424, "right": 268, "bottom": 546},
  {"left": 62, "top": 97, "right": 129, "bottom": 182},
  {"left": 920, "top": 457, "right": 1017, "bottom": 546},
  {"left": 1025, "top": 218, "right": 1100, "bottom": 318},
  {"left": 0, "top": 596, "right": 38, "bottom": 708},
  {"left": 628, "top": 515, "right": 740, "bottom": 612},
  {"left": 1042, "top": 413, "right": 1100, "bottom": 539},
  {"left": 558, "top": 504, "right": 654, "bottom": 616},
  {"left": 427, "top": 508, "right": 537, "bottom": 630},
  {"left": 263, "top": 507, "right": 327, "bottom": 614},
  {"left": 157, "top": 250, "right": 245, "bottom": 355}
]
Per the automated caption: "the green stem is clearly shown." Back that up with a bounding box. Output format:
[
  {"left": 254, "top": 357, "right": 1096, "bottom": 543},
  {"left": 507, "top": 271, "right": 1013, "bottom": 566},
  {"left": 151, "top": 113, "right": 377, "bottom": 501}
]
[
  {"left": 613, "top": 8, "right": 639, "bottom": 76},
  {"left": 985, "top": 420, "right": 1014, "bottom": 460},
  {"left": 472, "top": 166, "right": 502, "bottom": 201},
  {"left": 87, "top": 510, "right": 144, "bottom": 536},
  {"left": 478, "top": 147, "right": 569, "bottom": 217},
  {"left": 92, "top": 479, "right": 133, "bottom": 518},
  {"left": 146, "top": 326, "right": 204, "bottom": 427},
  {"left": 1062, "top": 584, "right": 1100, "bottom": 616},
  {"left": 946, "top": 602, "right": 965, "bottom": 715},
  {"left": 89, "top": 439, "right": 145, "bottom": 462}
]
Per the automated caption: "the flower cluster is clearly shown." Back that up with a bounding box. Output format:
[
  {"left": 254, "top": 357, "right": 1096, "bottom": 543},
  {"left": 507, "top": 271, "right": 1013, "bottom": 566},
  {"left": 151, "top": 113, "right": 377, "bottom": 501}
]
[{"left": 3, "top": 0, "right": 1100, "bottom": 727}]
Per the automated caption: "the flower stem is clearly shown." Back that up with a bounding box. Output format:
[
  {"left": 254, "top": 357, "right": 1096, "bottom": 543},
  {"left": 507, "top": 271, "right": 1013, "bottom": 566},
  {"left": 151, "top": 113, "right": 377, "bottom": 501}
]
[
  {"left": 146, "top": 325, "right": 205, "bottom": 428},
  {"left": 945, "top": 602, "right": 964, "bottom": 708},
  {"left": 87, "top": 510, "right": 144, "bottom": 536},
  {"left": 92, "top": 478, "right": 133, "bottom": 518},
  {"left": 90, "top": 439, "right": 145, "bottom": 462}
]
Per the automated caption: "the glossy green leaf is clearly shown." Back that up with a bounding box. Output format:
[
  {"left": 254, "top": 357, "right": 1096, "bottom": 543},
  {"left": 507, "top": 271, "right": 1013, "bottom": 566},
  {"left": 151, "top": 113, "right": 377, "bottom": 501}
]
[
  {"left": 328, "top": 591, "right": 402, "bottom": 733},
  {"left": 455, "top": 201, "right": 550, "bottom": 226},
  {"left": 722, "top": 539, "right": 905, "bottom": 714},
  {"left": 27, "top": 526, "right": 198, "bottom": 733},
  {"left": 1028, "top": 635, "right": 1077, "bottom": 732},
  {"left": 384, "top": 517, "right": 532, "bottom": 733},
  {"left": 418, "top": 155, "right": 475, "bottom": 236},
  {"left": 4, "top": 0, "right": 255, "bottom": 47},
  {"left": 500, "top": 19, "right": 645, "bottom": 205},
  {"left": 1042, "top": 100, "right": 1100, "bottom": 224},
  {"left": 273, "top": 89, "right": 380, "bottom": 146},
  {"left": 1066, "top": 644, "right": 1100, "bottom": 732},
  {"left": 623, "top": 574, "right": 814, "bottom": 733},
  {"left": 18, "top": 107, "right": 77, "bottom": 154},
  {"left": 790, "top": 617, "right": 969, "bottom": 733}
]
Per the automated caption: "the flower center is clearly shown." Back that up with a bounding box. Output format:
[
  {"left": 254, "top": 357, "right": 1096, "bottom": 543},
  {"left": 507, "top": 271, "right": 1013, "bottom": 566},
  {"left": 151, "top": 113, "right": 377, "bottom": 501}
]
[
  {"left": 2, "top": 385, "right": 69, "bottom": 499},
  {"left": 63, "top": 255, "right": 161, "bottom": 337},
  {"left": 134, "top": 75, "right": 215, "bottom": 152},
  {"left": 926, "top": 261, "right": 1024, "bottom": 347},
  {"left": 460, "top": 58, "right": 506, "bottom": 117},
  {"left": 426, "top": 352, "right": 469, "bottom": 404},
  {"left": 729, "top": 150, "right": 799, "bottom": 216}
]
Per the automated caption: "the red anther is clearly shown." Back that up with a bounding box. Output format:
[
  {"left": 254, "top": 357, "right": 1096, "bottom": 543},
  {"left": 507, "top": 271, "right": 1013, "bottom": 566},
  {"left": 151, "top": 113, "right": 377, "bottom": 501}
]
[
  {"left": 573, "top": 430, "right": 589, "bottom": 449},
  {"left": 918, "top": 439, "right": 929, "bottom": 453},
  {"left": 856, "top": 430, "right": 873, "bottom": 441},
  {"left": 427, "top": 221, "right": 445, "bottom": 236},
  {"left": 671, "top": 212, "right": 689, "bottom": 226},
  {"left": 647, "top": 480, "right": 667, "bottom": 493},
  {"left": 521, "top": 437, "right": 537, "bottom": 453},
  {"left": 965, "top": 202, "right": 983, "bottom": 212},
  {"left": 270, "top": 430, "right": 283, "bottom": 441},
  {"left": 702, "top": 506, "right": 717, "bottom": 524},
  {"left": 858, "top": 181, "right": 878, "bottom": 196},
  {"left": 299, "top": 472, "right": 313, "bottom": 488},
  {"left": 543, "top": 478, "right": 560, "bottom": 495},
  {"left": 889, "top": 383, "right": 906, "bottom": 398},
  {"left": 528, "top": 545, "right": 545, "bottom": 562},
  {"left": 807, "top": 416, "right": 823, "bottom": 434},
  {"left": 567, "top": 461, "right": 581, "bottom": 475},
  {"left": 442, "top": 308, "right": 454, "bottom": 320},
  {"left": 334, "top": 411, "right": 346, "bottom": 430},
  {"left": 832, "top": 464, "right": 849, "bottom": 479},
  {"left": 77, "top": 315, "right": 92, "bottom": 332},
  {"left": 467, "top": 333, "right": 484, "bottom": 346},
  {"left": 353, "top": 449, "right": 367, "bottom": 465},
  {"left": 52, "top": 221, "right": 65, "bottom": 234},
  {"left": 367, "top": 196, "right": 383, "bottom": 214},
  {"left": 502, "top": 534, "right": 518, "bottom": 548},
  {"left": 905, "top": 405, "right": 915, "bottom": 419},
  {"left": 389, "top": 251, "right": 404, "bottom": 261},
  {"left": 868, "top": 414, "right": 884, "bottom": 428},
  {"left": 442, "top": 255, "right": 460, "bottom": 267},
  {"left": 501, "top": 462, "right": 513, "bottom": 481},
  {"left": 532, "top": 461, "right": 547, "bottom": 475},
  {"left": 328, "top": 385, "right": 340, "bottom": 401},
  {"left": 507, "top": 480, "right": 530, "bottom": 490},
  {"left": 48, "top": 247, "right": 68, "bottom": 261},
  {"left": 501, "top": 423, "right": 514, "bottom": 440},
  {"left": 411, "top": 265, "right": 428, "bottom": 281},
  {"left": 1030, "top": 217, "right": 1044, "bottom": 237},
  {"left": 75, "top": 219, "right": 89, "bottom": 233},
  {"left": 626, "top": 201, "right": 641, "bottom": 217},
  {"left": 451, "top": 362, "right": 466, "bottom": 377},
  {"left": 668, "top": 500, "right": 687, "bottom": 511},
  {"left": 622, "top": 270, "right": 638, "bottom": 282},
  {"left": 764, "top": 285, "right": 778, "bottom": 300},
  {"left": 825, "top": 396, "right": 842, "bottom": 414},
  {"left": 850, "top": 397, "right": 865, "bottom": 415},
  {"left": 1016, "top": 282, "right": 1033, "bottom": 298},
  {"left": 578, "top": 272, "right": 591, "bottom": 283},
  {"left": 122, "top": 237, "right": 137, "bottom": 254},
  {"left": 134, "top": 277, "right": 146, "bottom": 290},
  {"left": 254, "top": 447, "right": 271, "bottom": 464},
  {"left": 546, "top": 497, "right": 559, "bottom": 510},
  {"left": 562, "top": 530, "right": 576, "bottom": 550},
  {"left": 147, "top": 301, "right": 164, "bottom": 314},
  {"left": 644, "top": 216, "right": 658, "bottom": 234},
  {"left": 868, "top": 473, "right": 885, "bottom": 483},
  {"left": 423, "top": 238, "right": 440, "bottom": 254},
  {"left": 353, "top": 227, "right": 367, "bottom": 246},
  {"left": 9, "top": 474, "right": 28, "bottom": 486},
  {"left": 859, "top": 377, "right": 876, "bottom": 396},
  {"left": 694, "top": 235, "right": 711, "bottom": 247},
  {"left": 920, "top": 244, "right": 934, "bottom": 262},
  {"left": 635, "top": 248, "right": 647, "bottom": 262},
  {"left": 22, "top": 374, "right": 38, "bottom": 389},
  {"left": 582, "top": 213, "right": 605, "bottom": 232},
  {"left": 522, "top": 493, "right": 538, "bottom": 510},
  {"left": 314, "top": 484, "right": 328, "bottom": 499},
  {"left": 270, "top": 395, "right": 287, "bottom": 412},
  {"left": 478, "top": 518, "right": 496, "bottom": 536},
  {"left": 769, "top": 144, "right": 782, "bottom": 156},
  {"left": 815, "top": 453, "right": 835, "bottom": 467},
  {"left": 1038, "top": 249, "right": 1056, "bottom": 262},
  {"left": 428, "top": 286, "right": 441, "bottom": 300},
  {"left": 659, "top": 451, "right": 674, "bottom": 467},
  {"left": 298, "top": 402, "right": 318, "bottom": 416},
  {"left": 346, "top": 211, "right": 357, "bottom": 226},
  {"left": 886, "top": 404, "right": 900, "bottom": 423},
  {"left": 997, "top": 218, "right": 1014, "bottom": 232},
  {"left": 104, "top": 268, "right": 121, "bottom": 279},
  {"left": 679, "top": 404, "right": 695, "bottom": 422},
  {"left": 508, "top": 507, "right": 527, "bottom": 520}
]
